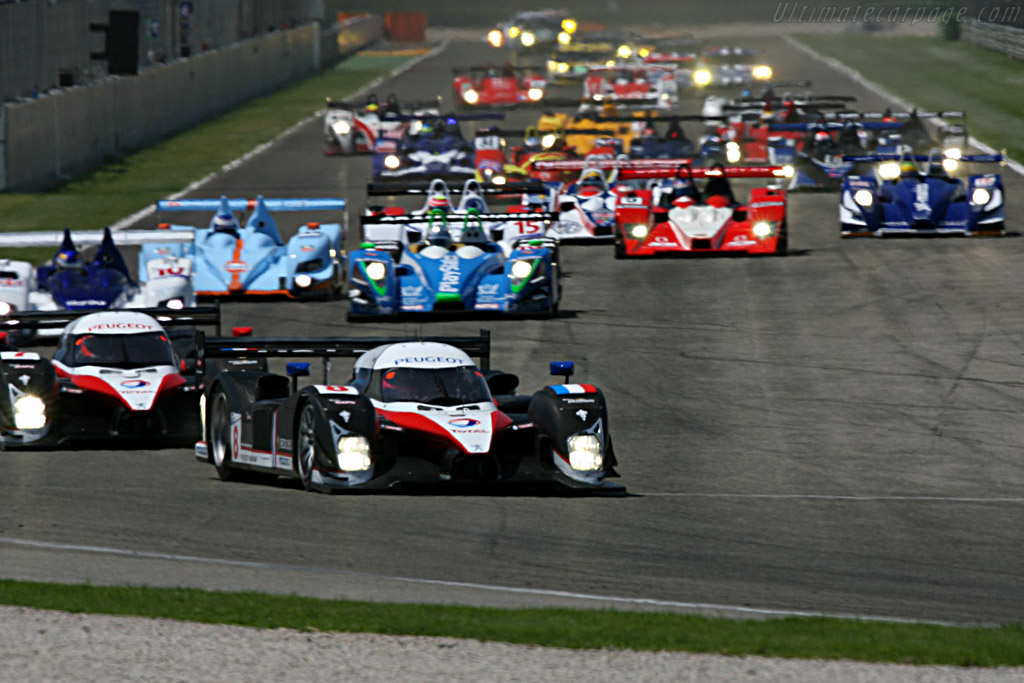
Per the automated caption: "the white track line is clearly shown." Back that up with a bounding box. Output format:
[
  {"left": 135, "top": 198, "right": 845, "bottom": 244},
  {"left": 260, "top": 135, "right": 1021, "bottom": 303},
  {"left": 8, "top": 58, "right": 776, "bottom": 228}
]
[
  {"left": 785, "top": 35, "right": 1024, "bottom": 177},
  {"left": 108, "top": 40, "right": 450, "bottom": 232},
  {"left": 0, "top": 536, "right": 957, "bottom": 626}
]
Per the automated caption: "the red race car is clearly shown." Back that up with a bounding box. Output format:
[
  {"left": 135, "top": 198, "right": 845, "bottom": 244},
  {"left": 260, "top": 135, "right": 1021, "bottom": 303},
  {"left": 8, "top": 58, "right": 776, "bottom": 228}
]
[
  {"left": 453, "top": 65, "right": 547, "bottom": 107},
  {"left": 612, "top": 163, "right": 790, "bottom": 257}
]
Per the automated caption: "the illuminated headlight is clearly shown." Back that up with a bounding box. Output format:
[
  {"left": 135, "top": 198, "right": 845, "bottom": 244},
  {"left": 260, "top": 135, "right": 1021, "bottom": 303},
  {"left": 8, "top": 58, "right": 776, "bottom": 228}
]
[
  {"left": 772, "top": 165, "right": 795, "bottom": 178},
  {"left": 567, "top": 433, "right": 602, "bottom": 471},
  {"left": 944, "top": 147, "right": 962, "bottom": 160},
  {"left": 972, "top": 188, "right": 991, "bottom": 206},
  {"left": 605, "top": 59, "right": 616, "bottom": 67},
  {"left": 13, "top": 395, "right": 46, "bottom": 430},
  {"left": 751, "top": 221, "right": 774, "bottom": 238},
  {"left": 942, "top": 158, "right": 959, "bottom": 173},
  {"left": 488, "top": 29, "right": 503, "bottom": 47},
  {"left": 161, "top": 298, "right": 185, "bottom": 310},
  {"left": 557, "top": 62, "right": 569, "bottom": 73},
  {"left": 527, "top": 87, "right": 544, "bottom": 102},
  {"left": 878, "top": 161, "right": 901, "bottom": 180},
  {"left": 509, "top": 26, "right": 520, "bottom": 38},
  {"left": 628, "top": 224, "right": 648, "bottom": 239},
  {"left": 694, "top": 69, "right": 712, "bottom": 86},
  {"left": 199, "top": 394, "right": 206, "bottom": 432},
  {"left": 294, "top": 274, "right": 313, "bottom": 288},
  {"left": 336, "top": 435, "right": 372, "bottom": 472},
  {"left": 617, "top": 45, "right": 632, "bottom": 59},
  {"left": 520, "top": 31, "right": 535, "bottom": 47},
  {"left": 853, "top": 189, "right": 874, "bottom": 207},
  {"left": 725, "top": 141, "right": 741, "bottom": 164},
  {"left": 0, "top": 301, "right": 13, "bottom": 316},
  {"left": 364, "top": 261, "right": 387, "bottom": 280},
  {"left": 491, "top": 175, "right": 506, "bottom": 186},
  {"left": 752, "top": 65, "right": 773, "bottom": 80},
  {"left": 558, "top": 31, "right": 571, "bottom": 45},
  {"left": 561, "top": 18, "right": 577, "bottom": 33},
  {"left": 462, "top": 88, "right": 480, "bottom": 105},
  {"left": 331, "top": 120, "right": 351, "bottom": 136},
  {"left": 541, "top": 133, "right": 557, "bottom": 149},
  {"left": 547, "top": 59, "right": 559, "bottom": 73},
  {"left": 509, "top": 259, "right": 535, "bottom": 279},
  {"left": 639, "top": 48, "right": 650, "bottom": 58},
  {"left": 384, "top": 154, "right": 401, "bottom": 169}
]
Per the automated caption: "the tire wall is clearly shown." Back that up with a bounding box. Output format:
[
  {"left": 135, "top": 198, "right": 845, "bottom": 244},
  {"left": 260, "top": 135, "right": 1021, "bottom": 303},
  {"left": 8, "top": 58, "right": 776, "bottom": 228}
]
[{"left": 2, "top": 16, "right": 379, "bottom": 192}]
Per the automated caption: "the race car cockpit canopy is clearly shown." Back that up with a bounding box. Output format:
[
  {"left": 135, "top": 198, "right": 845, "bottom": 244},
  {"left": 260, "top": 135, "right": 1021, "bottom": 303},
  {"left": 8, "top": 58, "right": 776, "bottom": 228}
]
[{"left": 349, "top": 341, "right": 491, "bottom": 406}]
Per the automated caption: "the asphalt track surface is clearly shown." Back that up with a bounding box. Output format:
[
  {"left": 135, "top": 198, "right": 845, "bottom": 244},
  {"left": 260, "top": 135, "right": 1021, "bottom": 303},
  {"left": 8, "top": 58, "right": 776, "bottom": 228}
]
[{"left": 2, "top": 35, "right": 1023, "bottom": 627}]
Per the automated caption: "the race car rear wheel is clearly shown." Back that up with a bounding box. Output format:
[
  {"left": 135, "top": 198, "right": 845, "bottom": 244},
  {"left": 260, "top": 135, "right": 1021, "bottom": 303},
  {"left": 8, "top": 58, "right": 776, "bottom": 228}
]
[
  {"left": 209, "top": 391, "right": 236, "bottom": 482},
  {"left": 296, "top": 402, "right": 320, "bottom": 491}
]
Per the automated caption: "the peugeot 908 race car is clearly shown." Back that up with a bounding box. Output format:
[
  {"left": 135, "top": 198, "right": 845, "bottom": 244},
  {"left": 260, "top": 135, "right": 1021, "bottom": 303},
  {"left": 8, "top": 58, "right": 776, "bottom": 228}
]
[
  {"left": 195, "top": 331, "right": 622, "bottom": 492},
  {"left": 0, "top": 307, "right": 219, "bottom": 447}
]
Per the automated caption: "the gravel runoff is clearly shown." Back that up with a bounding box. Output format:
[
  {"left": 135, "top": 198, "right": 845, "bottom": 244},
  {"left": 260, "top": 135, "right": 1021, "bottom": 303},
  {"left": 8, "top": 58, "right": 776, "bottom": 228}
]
[{"left": 2, "top": 606, "right": 1022, "bottom": 683}]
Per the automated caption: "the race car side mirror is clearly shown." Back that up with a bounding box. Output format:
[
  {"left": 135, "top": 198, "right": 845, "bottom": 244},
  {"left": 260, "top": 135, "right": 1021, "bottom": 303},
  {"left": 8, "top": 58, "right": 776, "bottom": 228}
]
[
  {"left": 490, "top": 226, "right": 504, "bottom": 241},
  {"left": 549, "top": 361, "right": 574, "bottom": 383},
  {"left": 406, "top": 226, "right": 424, "bottom": 243},
  {"left": 287, "top": 361, "right": 310, "bottom": 393},
  {"left": 232, "top": 326, "right": 253, "bottom": 338},
  {"left": 180, "top": 358, "right": 198, "bottom": 375},
  {"left": 486, "top": 372, "right": 519, "bottom": 396}
]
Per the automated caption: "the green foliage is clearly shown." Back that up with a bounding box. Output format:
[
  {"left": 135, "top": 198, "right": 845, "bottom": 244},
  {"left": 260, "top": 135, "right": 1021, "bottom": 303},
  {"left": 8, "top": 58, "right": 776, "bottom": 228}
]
[{"left": 2, "top": 579, "right": 1023, "bottom": 666}]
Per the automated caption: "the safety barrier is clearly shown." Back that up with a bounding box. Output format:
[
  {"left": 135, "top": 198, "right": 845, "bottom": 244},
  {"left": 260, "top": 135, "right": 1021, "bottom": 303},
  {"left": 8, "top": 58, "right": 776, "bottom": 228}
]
[
  {"left": 321, "top": 13, "right": 385, "bottom": 67},
  {"left": 961, "top": 20, "right": 1024, "bottom": 60}
]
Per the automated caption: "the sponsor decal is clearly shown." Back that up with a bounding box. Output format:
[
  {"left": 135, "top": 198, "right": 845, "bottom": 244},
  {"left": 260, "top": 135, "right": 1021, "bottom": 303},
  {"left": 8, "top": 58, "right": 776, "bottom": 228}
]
[
  {"left": 575, "top": 409, "right": 589, "bottom": 421},
  {"left": 276, "top": 455, "right": 293, "bottom": 469},
  {"left": 449, "top": 417, "right": 481, "bottom": 428},
  {"left": 0, "top": 278, "right": 24, "bottom": 286},
  {"left": 224, "top": 260, "right": 248, "bottom": 273},
  {"left": 67, "top": 299, "right": 110, "bottom": 307},
  {"left": 18, "top": 374, "right": 30, "bottom": 385},
  {"left": 300, "top": 245, "right": 316, "bottom": 252},
  {"left": 86, "top": 322, "right": 156, "bottom": 332},
  {"left": 277, "top": 437, "right": 293, "bottom": 451},
  {"left": 975, "top": 176, "right": 996, "bottom": 188},
  {"left": 1, "top": 352, "right": 39, "bottom": 361},
  {"left": 438, "top": 254, "right": 461, "bottom": 294},
  {"left": 154, "top": 266, "right": 186, "bottom": 277},
  {"left": 402, "top": 285, "right": 425, "bottom": 297},
  {"left": 339, "top": 410, "right": 351, "bottom": 423},
  {"left": 394, "top": 356, "right": 464, "bottom": 365},
  {"left": 563, "top": 398, "right": 595, "bottom": 404},
  {"left": 477, "top": 283, "right": 500, "bottom": 296},
  {"left": 120, "top": 380, "right": 151, "bottom": 389},
  {"left": 726, "top": 235, "right": 758, "bottom": 247},
  {"left": 913, "top": 183, "right": 931, "bottom": 215}
]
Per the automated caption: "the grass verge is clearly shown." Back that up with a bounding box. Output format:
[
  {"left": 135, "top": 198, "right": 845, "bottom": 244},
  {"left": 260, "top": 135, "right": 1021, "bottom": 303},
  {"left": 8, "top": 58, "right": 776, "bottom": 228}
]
[
  {"left": 1, "top": 579, "right": 1023, "bottom": 666},
  {"left": 0, "top": 52, "right": 413, "bottom": 263},
  {"left": 792, "top": 34, "right": 1024, "bottom": 162}
]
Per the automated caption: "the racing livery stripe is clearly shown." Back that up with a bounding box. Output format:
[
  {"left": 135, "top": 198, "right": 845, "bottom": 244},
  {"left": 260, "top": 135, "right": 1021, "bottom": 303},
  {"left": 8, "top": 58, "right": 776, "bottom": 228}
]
[{"left": 549, "top": 383, "right": 597, "bottom": 395}]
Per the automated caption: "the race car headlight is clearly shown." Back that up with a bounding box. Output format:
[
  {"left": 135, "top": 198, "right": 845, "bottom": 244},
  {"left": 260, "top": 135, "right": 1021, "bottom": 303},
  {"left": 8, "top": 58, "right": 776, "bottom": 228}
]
[
  {"left": 384, "top": 154, "right": 401, "bottom": 170},
  {"left": 13, "top": 395, "right": 46, "bottom": 430},
  {"left": 294, "top": 274, "right": 313, "bottom": 288},
  {"left": 527, "top": 87, "right": 544, "bottom": 102},
  {"left": 160, "top": 298, "right": 185, "bottom": 310},
  {"left": 199, "top": 393, "right": 206, "bottom": 433},
  {"left": 567, "top": 433, "right": 602, "bottom": 471},
  {"left": 944, "top": 147, "right": 962, "bottom": 160},
  {"left": 942, "top": 158, "right": 959, "bottom": 173},
  {"left": 558, "top": 31, "right": 571, "bottom": 45},
  {"left": 509, "top": 259, "right": 536, "bottom": 280},
  {"left": 639, "top": 48, "right": 650, "bottom": 58},
  {"left": 0, "top": 301, "right": 12, "bottom": 316},
  {"left": 751, "top": 221, "right": 775, "bottom": 238},
  {"left": 491, "top": 174, "right": 507, "bottom": 186},
  {"left": 488, "top": 29, "right": 503, "bottom": 47},
  {"left": 337, "top": 435, "right": 372, "bottom": 472},
  {"left": 725, "top": 141, "right": 741, "bottom": 164},
  {"left": 878, "top": 161, "right": 901, "bottom": 180},
  {"left": 509, "top": 26, "right": 521, "bottom": 38},
  {"left": 752, "top": 65, "right": 773, "bottom": 80},
  {"left": 561, "top": 18, "right": 577, "bottom": 33},
  {"left": 972, "top": 188, "right": 991, "bottom": 206},
  {"left": 364, "top": 261, "right": 387, "bottom": 281},
  {"left": 694, "top": 69, "right": 712, "bottom": 86},
  {"left": 628, "top": 224, "right": 648, "bottom": 239},
  {"left": 617, "top": 45, "right": 632, "bottom": 59},
  {"left": 557, "top": 62, "right": 569, "bottom": 73},
  {"left": 331, "top": 120, "right": 351, "bottom": 136},
  {"left": 772, "top": 165, "right": 795, "bottom": 178},
  {"left": 462, "top": 88, "right": 480, "bottom": 105},
  {"left": 541, "top": 133, "right": 557, "bottom": 149},
  {"left": 853, "top": 189, "right": 874, "bottom": 207},
  {"left": 520, "top": 31, "right": 535, "bottom": 47}
]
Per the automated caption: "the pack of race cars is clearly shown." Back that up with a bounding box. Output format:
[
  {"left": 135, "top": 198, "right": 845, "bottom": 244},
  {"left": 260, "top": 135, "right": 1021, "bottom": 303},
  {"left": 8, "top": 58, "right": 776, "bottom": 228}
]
[{"left": 0, "top": 16, "right": 1009, "bottom": 501}]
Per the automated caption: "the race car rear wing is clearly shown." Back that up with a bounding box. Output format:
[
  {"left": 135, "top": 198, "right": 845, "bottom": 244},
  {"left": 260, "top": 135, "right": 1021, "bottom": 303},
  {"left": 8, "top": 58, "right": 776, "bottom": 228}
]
[
  {"left": 156, "top": 198, "right": 346, "bottom": 213},
  {"left": 366, "top": 180, "right": 549, "bottom": 195},
  {"left": 0, "top": 305, "right": 222, "bottom": 333},
  {"left": 616, "top": 165, "right": 792, "bottom": 180},
  {"left": 533, "top": 158, "right": 695, "bottom": 171},
  {"left": 453, "top": 66, "right": 545, "bottom": 74},
  {"left": 0, "top": 229, "right": 194, "bottom": 248},
  {"left": 842, "top": 152, "right": 1002, "bottom": 164},
  {"left": 841, "top": 110, "right": 965, "bottom": 120},
  {"left": 197, "top": 329, "right": 493, "bottom": 375},
  {"left": 768, "top": 121, "right": 903, "bottom": 132},
  {"left": 360, "top": 211, "right": 558, "bottom": 226}
]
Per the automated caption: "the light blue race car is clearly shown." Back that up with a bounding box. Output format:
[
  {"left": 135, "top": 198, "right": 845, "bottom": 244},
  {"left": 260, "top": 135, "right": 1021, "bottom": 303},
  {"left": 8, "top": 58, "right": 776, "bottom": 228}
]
[
  {"left": 141, "top": 196, "right": 346, "bottom": 299},
  {"left": 347, "top": 210, "right": 560, "bottom": 320}
]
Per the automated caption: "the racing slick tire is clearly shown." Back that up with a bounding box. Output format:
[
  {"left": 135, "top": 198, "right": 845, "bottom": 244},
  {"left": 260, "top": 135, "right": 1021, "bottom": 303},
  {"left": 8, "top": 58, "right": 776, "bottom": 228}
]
[
  {"left": 295, "top": 402, "right": 321, "bottom": 492},
  {"left": 209, "top": 390, "right": 237, "bottom": 482}
]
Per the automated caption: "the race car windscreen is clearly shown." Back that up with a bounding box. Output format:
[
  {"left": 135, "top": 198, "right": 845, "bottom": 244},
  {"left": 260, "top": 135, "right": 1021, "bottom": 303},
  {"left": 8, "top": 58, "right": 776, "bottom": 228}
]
[
  {"left": 380, "top": 366, "right": 491, "bottom": 406},
  {"left": 71, "top": 332, "right": 176, "bottom": 369}
]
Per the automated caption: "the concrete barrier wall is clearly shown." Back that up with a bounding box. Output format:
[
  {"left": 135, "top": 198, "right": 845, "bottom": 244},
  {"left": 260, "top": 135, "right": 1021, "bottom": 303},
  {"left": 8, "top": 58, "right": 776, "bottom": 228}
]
[
  {"left": 962, "top": 20, "right": 1024, "bottom": 60},
  {"left": 320, "top": 14, "right": 385, "bottom": 67},
  {"left": 3, "top": 23, "right": 322, "bottom": 191}
]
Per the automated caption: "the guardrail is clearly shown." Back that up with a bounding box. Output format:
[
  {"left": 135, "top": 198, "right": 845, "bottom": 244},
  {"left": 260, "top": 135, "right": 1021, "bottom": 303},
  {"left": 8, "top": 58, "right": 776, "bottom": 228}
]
[{"left": 961, "top": 20, "right": 1024, "bottom": 60}]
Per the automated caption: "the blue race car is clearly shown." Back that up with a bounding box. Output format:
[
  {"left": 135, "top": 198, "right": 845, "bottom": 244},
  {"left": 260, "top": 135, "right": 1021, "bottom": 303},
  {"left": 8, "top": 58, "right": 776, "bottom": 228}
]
[
  {"left": 839, "top": 151, "right": 1004, "bottom": 237},
  {"left": 373, "top": 114, "right": 503, "bottom": 180},
  {"left": 141, "top": 196, "right": 345, "bottom": 299},
  {"left": 347, "top": 209, "right": 560, "bottom": 320}
]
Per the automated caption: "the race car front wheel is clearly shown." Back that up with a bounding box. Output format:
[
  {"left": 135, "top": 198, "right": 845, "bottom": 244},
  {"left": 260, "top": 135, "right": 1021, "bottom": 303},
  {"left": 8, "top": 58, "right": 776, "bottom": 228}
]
[
  {"left": 209, "top": 391, "right": 236, "bottom": 482},
  {"left": 296, "top": 402, "right": 320, "bottom": 491}
]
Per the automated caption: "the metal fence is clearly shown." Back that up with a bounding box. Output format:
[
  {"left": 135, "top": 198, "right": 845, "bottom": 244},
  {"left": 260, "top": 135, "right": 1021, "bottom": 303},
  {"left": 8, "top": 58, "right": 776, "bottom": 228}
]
[{"left": 962, "top": 19, "right": 1024, "bottom": 59}]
